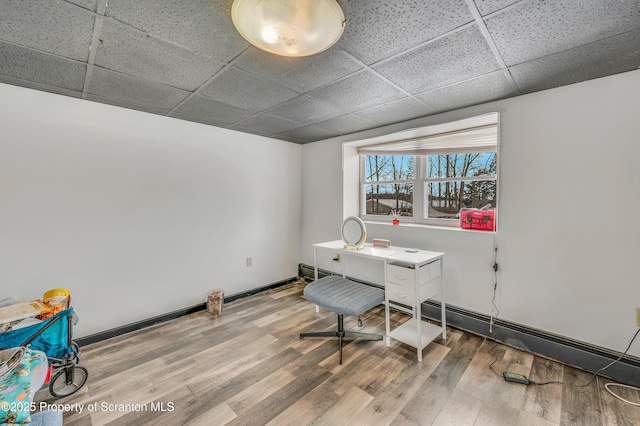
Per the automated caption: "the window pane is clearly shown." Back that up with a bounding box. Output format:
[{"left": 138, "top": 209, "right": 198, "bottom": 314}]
[
  {"left": 365, "top": 183, "right": 413, "bottom": 216},
  {"left": 427, "top": 152, "right": 496, "bottom": 179},
  {"left": 365, "top": 155, "right": 414, "bottom": 182},
  {"left": 427, "top": 180, "right": 496, "bottom": 218}
]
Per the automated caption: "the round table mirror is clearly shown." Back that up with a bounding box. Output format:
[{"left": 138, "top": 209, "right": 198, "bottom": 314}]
[{"left": 341, "top": 216, "right": 367, "bottom": 249}]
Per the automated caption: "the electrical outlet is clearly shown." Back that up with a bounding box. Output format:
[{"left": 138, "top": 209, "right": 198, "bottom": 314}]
[
  {"left": 246, "top": 257, "right": 252, "bottom": 267},
  {"left": 636, "top": 307, "right": 640, "bottom": 327},
  {"left": 333, "top": 254, "right": 340, "bottom": 262}
]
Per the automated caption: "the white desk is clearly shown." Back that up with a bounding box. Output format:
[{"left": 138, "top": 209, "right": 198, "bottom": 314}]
[{"left": 313, "top": 240, "right": 446, "bottom": 361}]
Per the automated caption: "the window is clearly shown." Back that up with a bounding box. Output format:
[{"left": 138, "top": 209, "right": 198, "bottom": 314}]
[
  {"left": 357, "top": 113, "right": 498, "bottom": 227},
  {"left": 425, "top": 152, "right": 497, "bottom": 221},
  {"left": 364, "top": 155, "right": 414, "bottom": 217}
]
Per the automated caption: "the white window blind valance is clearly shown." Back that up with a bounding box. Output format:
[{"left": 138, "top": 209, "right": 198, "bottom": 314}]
[{"left": 357, "top": 113, "right": 498, "bottom": 156}]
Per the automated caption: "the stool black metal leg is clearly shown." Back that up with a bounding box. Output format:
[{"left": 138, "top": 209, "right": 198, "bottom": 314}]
[
  {"left": 338, "top": 314, "right": 344, "bottom": 364},
  {"left": 299, "top": 311, "right": 382, "bottom": 365}
]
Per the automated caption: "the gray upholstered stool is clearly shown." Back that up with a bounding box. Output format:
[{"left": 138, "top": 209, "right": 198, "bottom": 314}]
[{"left": 300, "top": 275, "right": 385, "bottom": 364}]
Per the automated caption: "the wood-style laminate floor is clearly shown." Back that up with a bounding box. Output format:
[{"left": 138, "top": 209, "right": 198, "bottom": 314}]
[{"left": 35, "top": 280, "right": 640, "bottom": 425}]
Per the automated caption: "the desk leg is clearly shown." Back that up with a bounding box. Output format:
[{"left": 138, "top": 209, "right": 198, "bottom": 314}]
[
  {"left": 440, "top": 259, "right": 446, "bottom": 340},
  {"left": 416, "top": 302, "right": 422, "bottom": 362},
  {"left": 385, "top": 300, "right": 390, "bottom": 346},
  {"left": 383, "top": 261, "right": 390, "bottom": 346},
  {"left": 314, "top": 247, "right": 319, "bottom": 314},
  {"left": 441, "top": 294, "right": 446, "bottom": 339},
  {"left": 313, "top": 247, "right": 318, "bottom": 281}
]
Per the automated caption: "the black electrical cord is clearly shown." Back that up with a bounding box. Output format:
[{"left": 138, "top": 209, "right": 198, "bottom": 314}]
[
  {"left": 531, "top": 327, "right": 640, "bottom": 387},
  {"left": 489, "top": 245, "right": 499, "bottom": 333},
  {"left": 486, "top": 239, "right": 640, "bottom": 389},
  {"left": 487, "top": 244, "right": 503, "bottom": 376},
  {"left": 488, "top": 327, "right": 640, "bottom": 388}
]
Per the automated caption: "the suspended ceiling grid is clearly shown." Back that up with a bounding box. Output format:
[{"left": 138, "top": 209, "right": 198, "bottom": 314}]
[{"left": 0, "top": 0, "right": 639, "bottom": 143}]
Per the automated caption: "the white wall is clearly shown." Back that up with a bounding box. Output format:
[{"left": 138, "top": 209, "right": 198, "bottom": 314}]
[
  {"left": 0, "top": 83, "right": 302, "bottom": 338},
  {"left": 300, "top": 70, "right": 640, "bottom": 357}
]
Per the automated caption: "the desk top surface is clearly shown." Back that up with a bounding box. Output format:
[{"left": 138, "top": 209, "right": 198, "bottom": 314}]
[{"left": 314, "top": 240, "right": 444, "bottom": 266}]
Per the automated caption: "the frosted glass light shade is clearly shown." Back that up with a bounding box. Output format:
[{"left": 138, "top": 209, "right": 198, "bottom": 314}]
[{"left": 231, "top": 0, "right": 345, "bottom": 57}]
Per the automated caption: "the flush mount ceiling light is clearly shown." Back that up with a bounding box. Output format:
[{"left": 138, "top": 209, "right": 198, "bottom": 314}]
[{"left": 231, "top": 0, "right": 345, "bottom": 57}]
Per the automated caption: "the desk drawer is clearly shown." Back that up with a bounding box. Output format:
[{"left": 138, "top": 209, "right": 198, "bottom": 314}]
[
  {"left": 386, "top": 282, "right": 416, "bottom": 305},
  {"left": 419, "top": 277, "right": 441, "bottom": 301},
  {"left": 386, "top": 279, "right": 441, "bottom": 306},
  {"left": 387, "top": 259, "right": 441, "bottom": 285},
  {"left": 387, "top": 264, "right": 415, "bottom": 286},
  {"left": 428, "top": 259, "right": 442, "bottom": 280}
]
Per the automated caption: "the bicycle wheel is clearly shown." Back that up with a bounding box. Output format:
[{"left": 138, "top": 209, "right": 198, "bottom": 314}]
[{"left": 49, "top": 365, "right": 88, "bottom": 398}]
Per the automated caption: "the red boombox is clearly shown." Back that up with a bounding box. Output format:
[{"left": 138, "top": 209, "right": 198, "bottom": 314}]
[{"left": 459, "top": 208, "right": 495, "bottom": 231}]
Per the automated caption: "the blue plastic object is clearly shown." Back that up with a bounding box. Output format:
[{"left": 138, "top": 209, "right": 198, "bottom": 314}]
[{"left": 0, "top": 309, "right": 74, "bottom": 360}]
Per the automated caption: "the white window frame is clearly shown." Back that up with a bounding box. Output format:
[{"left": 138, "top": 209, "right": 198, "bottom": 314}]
[
  {"left": 352, "top": 113, "right": 499, "bottom": 229},
  {"left": 420, "top": 152, "right": 497, "bottom": 227},
  {"left": 360, "top": 154, "right": 421, "bottom": 225}
]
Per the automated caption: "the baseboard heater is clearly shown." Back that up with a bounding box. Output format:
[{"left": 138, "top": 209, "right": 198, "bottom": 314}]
[{"left": 299, "top": 262, "right": 640, "bottom": 388}]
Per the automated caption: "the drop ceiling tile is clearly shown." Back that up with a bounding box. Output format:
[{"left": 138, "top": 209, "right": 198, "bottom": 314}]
[
  {"left": 169, "top": 114, "right": 225, "bottom": 128},
  {"left": 86, "top": 94, "right": 172, "bottom": 116},
  {"left": 94, "top": 21, "right": 222, "bottom": 91},
  {"left": 313, "top": 114, "right": 377, "bottom": 135},
  {"left": 229, "top": 127, "right": 273, "bottom": 138},
  {"left": 510, "top": 29, "right": 640, "bottom": 94},
  {"left": 0, "top": 0, "right": 94, "bottom": 61},
  {"left": 486, "top": 0, "right": 640, "bottom": 66},
  {"left": 417, "top": 71, "right": 517, "bottom": 112},
  {"left": 105, "top": 0, "right": 248, "bottom": 63},
  {"left": 87, "top": 67, "right": 190, "bottom": 111},
  {"left": 472, "top": 0, "right": 521, "bottom": 16},
  {"left": 233, "top": 46, "right": 362, "bottom": 93},
  {"left": 274, "top": 135, "right": 305, "bottom": 144},
  {"left": 373, "top": 25, "right": 500, "bottom": 94},
  {"left": 0, "top": 42, "right": 86, "bottom": 91},
  {"left": 229, "top": 114, "right": 303, "bottom": 135},
  {"left": 307, "top": 70, "right": 406, "bottom": 114},
  {"left": 171, "top": 95, "right": 255, "bottom": 127},
  {"left": 278, "top": 125, "right": 339, "bottom": 143},
  {"left": 199, "top": 67, "right": 298, "bottom": 111},
  {"left": 265, "top": 95, "right": 346, "bottom": 124},
  {"left": 67, "top": 0, "right": 98, "bottom": 12},
  {"left": 0, "top": 76, "right": 82, "bottom": 99},
  {"left": 352, "top": 97, "right": 435, "bottom": 127},
  {"left": 338, "top": 0, "right": 473, "bottom": 64}
]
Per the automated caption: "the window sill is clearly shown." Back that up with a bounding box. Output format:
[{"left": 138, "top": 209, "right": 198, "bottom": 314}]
[{"left": 363, "top": 220, "right": 496, "bottom": 234}]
